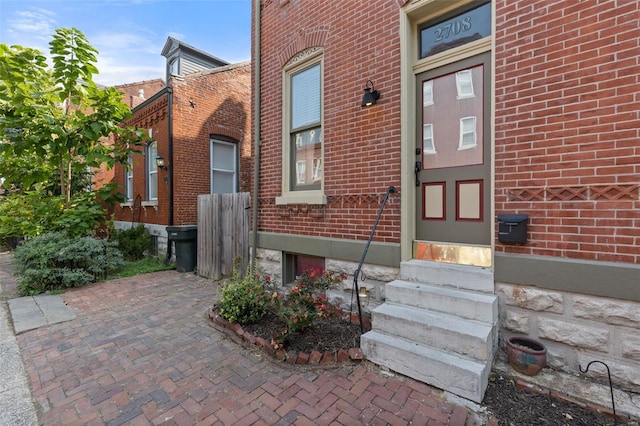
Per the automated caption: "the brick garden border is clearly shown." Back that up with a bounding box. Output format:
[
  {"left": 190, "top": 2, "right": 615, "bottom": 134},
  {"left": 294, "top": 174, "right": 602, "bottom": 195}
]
[{"left": 207, "top": 308, "right": 371, "bottom": 365}]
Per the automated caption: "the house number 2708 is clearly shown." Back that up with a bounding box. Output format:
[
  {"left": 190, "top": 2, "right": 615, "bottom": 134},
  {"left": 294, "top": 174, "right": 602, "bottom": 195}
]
[{"left": 433, "top": 16, "right": 472, "bottom": 42}]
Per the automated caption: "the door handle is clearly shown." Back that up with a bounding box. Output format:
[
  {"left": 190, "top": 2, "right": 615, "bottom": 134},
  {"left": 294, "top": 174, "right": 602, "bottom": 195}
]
[{"left": 415, "top": 161, "right": 422, "bottom": 187}]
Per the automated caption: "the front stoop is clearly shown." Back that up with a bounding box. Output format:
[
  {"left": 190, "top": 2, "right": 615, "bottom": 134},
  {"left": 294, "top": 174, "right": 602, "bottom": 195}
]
[{"left": 361, "top": 260, "right": 498, "bottom": 404}]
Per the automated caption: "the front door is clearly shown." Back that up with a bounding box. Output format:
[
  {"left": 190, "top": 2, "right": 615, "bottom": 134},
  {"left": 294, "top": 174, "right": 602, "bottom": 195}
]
[{"left": 415, "top": 52, "right": 491, "bottom": 246}]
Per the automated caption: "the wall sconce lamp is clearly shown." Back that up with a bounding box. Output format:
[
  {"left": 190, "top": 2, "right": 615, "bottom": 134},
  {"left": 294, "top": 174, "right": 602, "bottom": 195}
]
[
  {"left": 155, "top": 155, "right": 168, "bottom": 170},
  {"left": 361, "top": 80, "right": 380, "bottom": 107}
]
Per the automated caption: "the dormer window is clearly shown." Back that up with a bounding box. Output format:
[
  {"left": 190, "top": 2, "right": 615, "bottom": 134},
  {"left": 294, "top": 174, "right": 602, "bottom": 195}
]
[
  {"left": 161, "top": 36, "right": 230, "bottom": 82},
  {"left": 169, "top": 58, "right": 179, "bottom": 76}
]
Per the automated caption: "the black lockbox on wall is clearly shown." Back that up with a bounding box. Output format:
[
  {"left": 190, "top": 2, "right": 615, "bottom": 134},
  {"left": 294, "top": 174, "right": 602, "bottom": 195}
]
[{"left": 497, "top": 214, "right": 529, "bottom": 244}]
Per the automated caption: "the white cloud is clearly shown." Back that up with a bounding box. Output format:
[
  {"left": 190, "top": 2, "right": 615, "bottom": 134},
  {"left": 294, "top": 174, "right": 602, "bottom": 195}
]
[
  {"left": 6, "top": 8, "right": 57, "bottom": 43},
  {"left": 0, "top": 1, "right": 251, "bottom": 87},
  {"left": 91, "top": 31, "right": 160, "bottom": 55},
  {"left": 95, "top": 54, "right": 164, "bottom": 86},
  {"left": 89, "top": 28, "right": 166, "bottom": 85}
]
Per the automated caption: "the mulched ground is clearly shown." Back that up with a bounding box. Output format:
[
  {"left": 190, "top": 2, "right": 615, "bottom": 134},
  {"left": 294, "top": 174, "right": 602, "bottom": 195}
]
[
  {"left": 483, "top": 374, "right": 623, "bottom": 426},
  {"left": 237, "top": 309, "right": 634, "bottom": 425},
  {"left": 240, "top": 310, "right": 361, "bottom": 353}
]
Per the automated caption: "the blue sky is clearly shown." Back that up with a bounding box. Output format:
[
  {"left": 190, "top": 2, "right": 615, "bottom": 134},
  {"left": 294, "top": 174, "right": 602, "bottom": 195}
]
[{"left": 0, "top": 0, "right": 252, "bottom": 86}]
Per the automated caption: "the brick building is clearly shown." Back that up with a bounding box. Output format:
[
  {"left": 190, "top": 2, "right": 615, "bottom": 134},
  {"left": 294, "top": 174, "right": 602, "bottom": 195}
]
[
  {"left": 92, "top": 80, "right": 166, "bottom": 192},
  {"left": 252, "top": 0, "right": 640, "bottom": 412},
  {"left": 117, "top": 79, "right": 166, "bottom": 109},
  {"left": 113, "top": 39, "right": 251, "bottom": 257}
]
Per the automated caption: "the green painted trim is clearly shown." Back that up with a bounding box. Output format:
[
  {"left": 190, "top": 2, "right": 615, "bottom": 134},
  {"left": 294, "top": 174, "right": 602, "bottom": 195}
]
[
  {"left": 257, "top": 232, "right": 401, "bottom": 267},
  {"left": 495, "top": 253, "right": 640, "bottom": 302}
]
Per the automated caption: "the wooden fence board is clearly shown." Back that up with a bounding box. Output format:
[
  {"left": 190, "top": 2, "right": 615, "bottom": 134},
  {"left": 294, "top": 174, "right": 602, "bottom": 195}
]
[
  {"left": 197, "top": 192, "right": 249, "bottom": 280},
  {"left": 212, "top": 194, "right": 221, "bottom": 279}
]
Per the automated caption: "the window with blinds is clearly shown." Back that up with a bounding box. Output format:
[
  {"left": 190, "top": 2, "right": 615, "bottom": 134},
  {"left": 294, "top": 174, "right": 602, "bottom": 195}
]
[
  {"left": 146, "top": 140, "right": 158, "bottom": 201},
  {"left": 290, "top": 62, "right": 322, "bottom": 191},
  {"left": 210, "top": 138, "right": 237, "bottom": 193},
  {"left": 124, "top": 153, "right": 133, "bottom": 201}
]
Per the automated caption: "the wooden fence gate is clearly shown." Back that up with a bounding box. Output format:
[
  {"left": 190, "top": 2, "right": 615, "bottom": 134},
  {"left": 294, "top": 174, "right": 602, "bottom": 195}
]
[{"left": 197, "top": 192, "right": 250, "bottom": 280}]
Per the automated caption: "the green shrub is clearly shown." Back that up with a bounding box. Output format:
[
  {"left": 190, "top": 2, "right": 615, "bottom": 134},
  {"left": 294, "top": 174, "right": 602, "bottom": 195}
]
[
  {"left": 0, "top": 189, "right": 115, "bottom": 242},
  {"left": 215, "top": 264, "right": 348, "bottom": 350},
  {"left": 110, "top": 224, "right": 151, "bottom": 260},
  {"left": 270, "top": 269, "right": 346, "bottom": 347},
  {"left": 51, "top": 192, "right": 109, "bottom": 237},
  {"left": 217, "top": 266, "right": 274, "bottom": 324},
  {"left": 13, "top": 232, "right": 124, "bottom": 296},
  {"left": 0, "top": 192, "right": 64, "bottom": 242}
]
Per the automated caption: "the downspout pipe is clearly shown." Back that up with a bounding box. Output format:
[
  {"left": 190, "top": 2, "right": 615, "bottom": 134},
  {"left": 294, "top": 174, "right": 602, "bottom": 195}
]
[
  {"left": 250, "top": 0, "right": 261, "bottom": 273},
  {"left": 164, "top": 87, "right": 174, "bottom": 265}
]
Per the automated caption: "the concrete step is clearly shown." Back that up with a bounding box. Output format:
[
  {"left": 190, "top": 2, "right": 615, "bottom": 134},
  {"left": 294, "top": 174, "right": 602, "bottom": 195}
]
[
  {"left": 400, "top": 259, "right": 494, "bottom": 293},
  {"left": 361, "top": 330, "right": 490, "bottom": 403},
  {"left": 385, "top": 280, "right": 498, "bottom": 324},
  {"left": 371, "top": 302, "right": 494, "bottom": 362}
]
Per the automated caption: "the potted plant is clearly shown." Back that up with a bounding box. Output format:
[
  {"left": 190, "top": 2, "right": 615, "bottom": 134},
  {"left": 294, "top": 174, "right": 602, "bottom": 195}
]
[{"left": 506, "top": 336, "right": 547, "bottom": 376}]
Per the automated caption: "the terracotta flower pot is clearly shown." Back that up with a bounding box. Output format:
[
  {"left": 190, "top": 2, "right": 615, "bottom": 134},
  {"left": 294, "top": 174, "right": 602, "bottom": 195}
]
[{"left": 506, "top": 336, "right": 547, "bottom": 376}]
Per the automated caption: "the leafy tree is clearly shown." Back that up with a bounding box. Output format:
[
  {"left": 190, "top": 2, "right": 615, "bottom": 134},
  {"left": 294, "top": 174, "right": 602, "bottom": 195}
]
[{"left": 0, "top": 27, "right": 148, "bottom": 240}]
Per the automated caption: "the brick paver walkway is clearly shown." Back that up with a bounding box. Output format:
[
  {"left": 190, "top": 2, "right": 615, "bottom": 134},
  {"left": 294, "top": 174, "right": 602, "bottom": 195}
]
[{"left": 17, "top": 270, "right": 486, "bottom": 425}]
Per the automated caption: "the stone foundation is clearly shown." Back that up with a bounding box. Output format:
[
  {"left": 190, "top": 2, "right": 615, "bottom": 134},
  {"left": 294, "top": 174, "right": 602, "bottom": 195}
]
[
  {"left": 253, "top": 249, "right": 399, "bottom": 314},
  {"left": 497, "top": 282, "right": 640, "bottom": 394},
  {"left": 254, "top": 248, "right": 282, "bottom": 284},
  {"left": 325, "top": 259, "right": 398, "bottom": 313}
]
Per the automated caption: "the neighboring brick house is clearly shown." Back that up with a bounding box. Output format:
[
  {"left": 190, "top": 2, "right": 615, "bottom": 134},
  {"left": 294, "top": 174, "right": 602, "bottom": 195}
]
[
  {"left": 252, "top": 0, "right": 640, "bottom": 412},
  {"left": 92, "top": 80, "right": 166, "bottom": 191},
  {"left": 117, "top": 79, "right": 166, "bottom": 109},
  {"left": 113, "top": 38, "right": 251, "bottom": 257}
]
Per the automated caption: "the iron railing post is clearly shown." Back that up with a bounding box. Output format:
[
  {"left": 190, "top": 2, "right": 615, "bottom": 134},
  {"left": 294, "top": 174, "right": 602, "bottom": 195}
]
[{"left": 353, "top": 185, "right": 396, "bottom": 333}]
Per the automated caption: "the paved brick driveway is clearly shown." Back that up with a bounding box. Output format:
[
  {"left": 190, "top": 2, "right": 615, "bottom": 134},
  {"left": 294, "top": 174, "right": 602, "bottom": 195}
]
[{"left": 17, "top": 270, "right": 487, "bottom": 425}]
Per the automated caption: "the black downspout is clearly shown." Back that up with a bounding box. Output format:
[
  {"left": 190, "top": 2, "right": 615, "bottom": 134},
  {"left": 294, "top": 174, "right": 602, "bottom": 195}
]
[
  {"left": 164, "top": 87, "right": 174, "bottom": 265},
  {"left": 250, "top": 0, "right": 261, "bottom": 273}
]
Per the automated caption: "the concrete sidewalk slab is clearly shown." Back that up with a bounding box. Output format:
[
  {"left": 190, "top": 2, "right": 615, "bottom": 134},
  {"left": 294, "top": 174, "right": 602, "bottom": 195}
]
[
  {"left": 0, "top": 304, "right": 38, "bottom": 426},
  {"left": 8, "top": 294, "right": 76, "bottom": 334}
]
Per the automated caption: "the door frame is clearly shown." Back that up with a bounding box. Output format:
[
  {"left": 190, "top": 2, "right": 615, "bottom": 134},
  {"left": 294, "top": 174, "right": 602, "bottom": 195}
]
[{"left": 399, "top": 0, "right": 495, "bottom": 265}]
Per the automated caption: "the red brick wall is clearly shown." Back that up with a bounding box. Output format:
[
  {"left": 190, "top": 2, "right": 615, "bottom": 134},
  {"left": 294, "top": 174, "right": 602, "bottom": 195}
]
[
  {"left": 494, "top": 0, "right": 640, "bottom": 264},
  {"left": 114, "top": 95, "right": 170, "bottom": 226},
  {"left": 115, "top": 79, "right": 166, "bottom": 108},
  {"left": 114, "top": 62, "right": 252, "bottom": 226},
  {"left": 95, "top": 80, "right": 166, "bottom": 199},
  {"left": 171, "top": 63, "right": 252, "bottom": 224},
  {"left": 257, "top": 0, "right": 402, "bottom": 243}
]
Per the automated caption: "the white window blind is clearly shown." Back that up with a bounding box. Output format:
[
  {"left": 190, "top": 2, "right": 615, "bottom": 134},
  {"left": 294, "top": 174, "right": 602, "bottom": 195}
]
[
  {"left": 147, "top": 141, "right": 158, "bottom": 200},
  {"left": 211, "top": 139, "right": 237, "bottom": 193},
  {"left": 291, "top": 64, "right": 320, "bottom": 130},
  {"left": 124, "top": 153, "right": 133, "bottom": 201}
]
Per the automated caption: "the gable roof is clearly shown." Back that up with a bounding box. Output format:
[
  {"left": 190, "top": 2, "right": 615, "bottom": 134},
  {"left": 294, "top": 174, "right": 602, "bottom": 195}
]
[{"left": 161, "top": 36, "right": 229, "bottom": 67}]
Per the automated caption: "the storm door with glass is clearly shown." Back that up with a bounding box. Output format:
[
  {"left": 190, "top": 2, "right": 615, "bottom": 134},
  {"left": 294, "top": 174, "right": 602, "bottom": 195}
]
[{"left": 415, "top": 52, "right": 491, "bottom": 246}]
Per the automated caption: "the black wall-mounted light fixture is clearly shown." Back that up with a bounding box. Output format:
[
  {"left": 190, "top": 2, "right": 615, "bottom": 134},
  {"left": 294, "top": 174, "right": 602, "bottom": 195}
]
[
  {"left": 155, "top": 155, "right": 168, "bottom": 170},
  {"left": 361, "top": 80, "right": 380, "bottom": 107}
]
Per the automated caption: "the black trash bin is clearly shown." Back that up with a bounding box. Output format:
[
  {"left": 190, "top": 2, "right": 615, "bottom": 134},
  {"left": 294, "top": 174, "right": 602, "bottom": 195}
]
[{"left": 166, "top": 225, "right": 197, "bottom": 272}]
